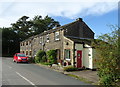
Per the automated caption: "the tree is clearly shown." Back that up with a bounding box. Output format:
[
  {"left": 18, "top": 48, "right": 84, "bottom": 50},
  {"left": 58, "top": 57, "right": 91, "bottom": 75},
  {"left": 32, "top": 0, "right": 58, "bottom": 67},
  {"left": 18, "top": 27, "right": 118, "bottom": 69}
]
[
  {"left": 2, "top": 15, "right": 60, "bottom": 57},
  {"left": 2, "top": 27, "right": 20, "bottom": 56},
  {"left": 31, "top": 15, "right": 60, "bottom": 35},
  {"left": 92, "top": 25, "right": 120, "bottom": 86},
  {"left": 11, "top": 15, "right": 61, "bottom": 39},
  {"left": 11, "top": 16, "right": 33, "bottom": 40}
]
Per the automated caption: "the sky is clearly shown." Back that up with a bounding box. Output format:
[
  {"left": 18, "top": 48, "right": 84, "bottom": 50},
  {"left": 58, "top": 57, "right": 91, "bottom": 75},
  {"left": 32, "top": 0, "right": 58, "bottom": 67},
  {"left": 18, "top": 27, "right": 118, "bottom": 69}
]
[{"left": 0, "top": 0, "right": 119, "bottom": 37}]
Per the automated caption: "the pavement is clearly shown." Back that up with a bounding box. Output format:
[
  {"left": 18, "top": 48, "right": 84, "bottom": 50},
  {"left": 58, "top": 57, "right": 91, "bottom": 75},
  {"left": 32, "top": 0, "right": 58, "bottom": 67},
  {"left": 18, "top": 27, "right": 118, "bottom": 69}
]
[
  {"left": 37, "top": 63, "right": 99, "bottom": 85},
  {"left": 64, "top": 70, "right": 99, "bottom": 85}
]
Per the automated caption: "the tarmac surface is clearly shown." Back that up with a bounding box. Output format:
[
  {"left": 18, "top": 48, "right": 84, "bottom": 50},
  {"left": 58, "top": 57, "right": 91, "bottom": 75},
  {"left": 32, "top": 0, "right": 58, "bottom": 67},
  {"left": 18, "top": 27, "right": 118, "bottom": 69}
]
[{"left": 37, "top": 63, "right": 99, "bottom": 85}]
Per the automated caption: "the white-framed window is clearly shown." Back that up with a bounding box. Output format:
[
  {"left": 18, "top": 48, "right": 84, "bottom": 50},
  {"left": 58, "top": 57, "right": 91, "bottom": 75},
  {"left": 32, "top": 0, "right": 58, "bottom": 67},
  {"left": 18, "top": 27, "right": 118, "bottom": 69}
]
[
  {"left": 26, "top": 41, "right": 28, "bottom": 45},
  {"left": 20, "top": 43, "right": 22, "bottom": 46},
  {"left": 55, "top": 32, "right": 60, "bottom": 41},
  {"left": 23, "top": 42, "right": 24, "bottom": 46},
  {"left": 40, "top": 37, "right": 42, "bottom": 44},
  {"left": 46, "top": 34, "right": 49, "bottom": 42},
  {"left": 29, "top": 41, "right": 31, "bottom": 45},
  {"left": 64, "top": 49, "right": 70, "bottom": 60},
  {"left": 34, "top": 38, "right": 36, "bottom": 42},
  {"left": 65, "top": 29, "right": 68, "bottom": 32}
]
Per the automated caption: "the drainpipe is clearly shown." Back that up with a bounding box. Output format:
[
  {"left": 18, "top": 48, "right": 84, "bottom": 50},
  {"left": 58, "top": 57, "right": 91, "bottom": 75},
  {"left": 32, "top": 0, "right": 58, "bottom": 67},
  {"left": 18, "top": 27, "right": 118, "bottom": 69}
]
[{"left": 73, "top": 42, "right": 75, "bottom": 67}]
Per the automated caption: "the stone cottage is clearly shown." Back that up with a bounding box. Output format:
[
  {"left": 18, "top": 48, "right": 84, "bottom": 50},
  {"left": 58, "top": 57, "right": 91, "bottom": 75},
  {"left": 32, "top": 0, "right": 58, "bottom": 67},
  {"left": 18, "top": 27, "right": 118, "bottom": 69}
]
[{"left": 20, "top": 18, "right": 96, "bottom": 69}]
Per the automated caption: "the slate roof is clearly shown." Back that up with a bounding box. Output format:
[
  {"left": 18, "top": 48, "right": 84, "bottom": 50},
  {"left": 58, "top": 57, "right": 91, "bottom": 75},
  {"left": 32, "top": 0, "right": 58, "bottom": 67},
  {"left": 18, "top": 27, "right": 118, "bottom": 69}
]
[{"left": 21, "top": 18, "right": 94, "bottom": 42}]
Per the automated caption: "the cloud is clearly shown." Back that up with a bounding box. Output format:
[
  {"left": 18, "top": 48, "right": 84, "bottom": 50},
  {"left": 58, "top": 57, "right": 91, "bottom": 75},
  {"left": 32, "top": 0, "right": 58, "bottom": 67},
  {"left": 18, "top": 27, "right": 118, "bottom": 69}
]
[{"left": 0, "top": 0, "right": 118, "bottom": 27}]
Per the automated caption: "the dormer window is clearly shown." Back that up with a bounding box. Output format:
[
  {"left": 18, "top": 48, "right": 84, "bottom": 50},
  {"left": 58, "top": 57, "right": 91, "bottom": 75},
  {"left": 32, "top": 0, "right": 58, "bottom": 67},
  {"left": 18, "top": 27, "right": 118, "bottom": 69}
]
[{"left": 55, "top": 32, "right": 60, "bottom": 41}]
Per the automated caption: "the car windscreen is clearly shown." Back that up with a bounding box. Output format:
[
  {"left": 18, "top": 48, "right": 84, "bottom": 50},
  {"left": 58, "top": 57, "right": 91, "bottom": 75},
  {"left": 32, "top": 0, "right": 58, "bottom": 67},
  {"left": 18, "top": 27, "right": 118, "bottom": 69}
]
[{"left": 17, "top": 54, "right": 26, "bottom": 57}]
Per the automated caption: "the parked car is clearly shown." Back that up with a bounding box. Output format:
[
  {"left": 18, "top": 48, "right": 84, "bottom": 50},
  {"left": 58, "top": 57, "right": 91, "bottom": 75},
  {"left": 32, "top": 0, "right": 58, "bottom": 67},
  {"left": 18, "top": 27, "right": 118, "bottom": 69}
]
[{"left": 13, "top": 53, "right": 28, "bottom": 63}]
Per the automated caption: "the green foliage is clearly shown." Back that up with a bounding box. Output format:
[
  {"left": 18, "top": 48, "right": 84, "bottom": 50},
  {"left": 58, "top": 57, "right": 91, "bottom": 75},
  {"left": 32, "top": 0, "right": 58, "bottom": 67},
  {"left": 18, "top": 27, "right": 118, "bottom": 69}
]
[
  {"left": 41, "top": 55, "right": 47, "bottom": 63},
  {"left": 35, "top": 50, "right": 46, "bottom": 63},
  {"left": 46, "top": 50, "right": 57, "bottom": 64},
  {"left": 11, "top": 16, "right": 33, "bottom": 40},
  {"left": 28, "top": 57, "right": 35, "bottom": 63},
  {"left": 2, "top": 15, "right": 60, "bottom": 56},
  {"left": 41, "top": 62, "right": 53, "bottom": 65},
  {"left": 64, "top": 66, "right": 78, "bottom": 72},
  {"left": 92, "top": 25, "right": 120, "bottom": 86},
  {"left": 29, "top": 15, "right": 60, "bottom": 35},
  {"left": 2, "top": 27, "right": 20, "bottom": 56}
]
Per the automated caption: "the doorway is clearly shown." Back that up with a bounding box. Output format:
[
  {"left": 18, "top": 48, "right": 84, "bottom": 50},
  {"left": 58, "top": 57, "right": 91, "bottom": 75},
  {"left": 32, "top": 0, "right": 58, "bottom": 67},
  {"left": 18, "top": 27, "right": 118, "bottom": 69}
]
[{"left": 77, "top": 50, "right": 82, "bottom": 68}]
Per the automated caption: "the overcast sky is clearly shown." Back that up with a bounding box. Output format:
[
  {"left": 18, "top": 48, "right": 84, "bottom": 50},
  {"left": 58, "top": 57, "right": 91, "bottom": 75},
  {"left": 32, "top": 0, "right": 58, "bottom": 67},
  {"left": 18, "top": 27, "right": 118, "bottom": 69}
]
[{"left": 0, "top": 0, "right": 118, "bottom": 36}]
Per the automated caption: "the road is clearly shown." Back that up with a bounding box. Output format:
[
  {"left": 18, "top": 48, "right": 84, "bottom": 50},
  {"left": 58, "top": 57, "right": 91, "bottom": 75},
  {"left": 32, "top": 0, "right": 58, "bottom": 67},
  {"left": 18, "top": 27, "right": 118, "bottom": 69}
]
[{"left": 2, "top": 57, "right": 90, "bottom": 86}]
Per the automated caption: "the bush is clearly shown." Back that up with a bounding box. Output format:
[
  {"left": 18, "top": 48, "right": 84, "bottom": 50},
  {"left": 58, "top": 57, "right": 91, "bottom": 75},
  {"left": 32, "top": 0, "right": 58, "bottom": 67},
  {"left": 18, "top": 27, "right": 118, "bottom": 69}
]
[
  {"left": 28, "top": 57, "right": 35, "bottom": 63},
  {"left": 41, "top": 55, "right": 47, "bottom": 63},
  {"left": 92, "top": 27, "right": 120, "bottom": 86},
  {"left": 64, "top": 66, "right": 78, "bottom": 72},
  {"left": 35, "top": 50, "right": 46, "bottom": 63},
  {"left": 46, "top": 50, "right": 57, "bottom": 64}
]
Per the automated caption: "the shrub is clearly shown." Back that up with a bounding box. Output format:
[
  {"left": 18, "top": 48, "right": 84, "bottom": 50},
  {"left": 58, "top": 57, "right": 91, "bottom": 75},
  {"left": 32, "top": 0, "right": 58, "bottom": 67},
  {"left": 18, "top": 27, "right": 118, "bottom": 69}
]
[
  {"left": 46, "top": 49, "right": 57, "bottom": 64},
  {"left": 28, "top": 57, "right": 35, "bottom": 63},
  {"left": 92, "top": 26, "right": 120, "bottom": 86},
  {"left": 64, "top": 66, "right": 78, "bottom": 72},
  {"left": 41, "top": 55, "right": 47, "bottom": 63},
  {"left": 35, "top": 50, "right": 46, "bottom": 63}
]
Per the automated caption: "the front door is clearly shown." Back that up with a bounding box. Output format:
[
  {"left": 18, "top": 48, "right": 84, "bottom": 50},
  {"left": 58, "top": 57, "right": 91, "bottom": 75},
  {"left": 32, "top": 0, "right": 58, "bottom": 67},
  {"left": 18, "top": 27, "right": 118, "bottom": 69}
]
[{"left": 77, "top": 50, "right": 82, "bottom": 68}]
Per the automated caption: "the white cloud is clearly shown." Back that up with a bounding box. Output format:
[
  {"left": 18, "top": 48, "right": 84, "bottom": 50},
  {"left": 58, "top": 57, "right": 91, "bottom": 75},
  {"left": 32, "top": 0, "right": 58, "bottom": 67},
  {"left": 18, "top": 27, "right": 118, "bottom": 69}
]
[{"left": 0, "top": 0, "right": 118, "bottom": 27}]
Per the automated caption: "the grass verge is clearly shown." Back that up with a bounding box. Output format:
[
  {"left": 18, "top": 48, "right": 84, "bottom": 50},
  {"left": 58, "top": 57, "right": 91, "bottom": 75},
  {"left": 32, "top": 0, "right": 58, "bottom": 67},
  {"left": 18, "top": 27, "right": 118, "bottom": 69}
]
[{"left": 67, "top": 74, "right": 96, "bottom": 85}]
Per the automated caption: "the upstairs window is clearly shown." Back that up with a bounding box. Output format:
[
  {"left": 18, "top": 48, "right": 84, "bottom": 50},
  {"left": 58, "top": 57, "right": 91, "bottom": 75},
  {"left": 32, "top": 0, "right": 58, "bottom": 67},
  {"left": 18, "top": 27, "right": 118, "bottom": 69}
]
[
  {"left": 29, "top": 41, "right": 31, "bottom": 45},
  {"left": 46, "top": 34, "right": 49, "bottom": 42},
  {"left": 40, "top": 37, "right": 42, "bottom": 44},
  {"left": 34, "top": 38, "right": 36, "bottom": 42},
  {"left": 26, "top": 41, "right": 28, "bottom": 45},
  {"left": 55, "top": 32, "right": 60, "bottom": 41},
  {"left": 20, "top": 43, "right": 22, "bottom": 46},
  {"left": 23, "top": 42, "right": 24, "bottom": 46}
]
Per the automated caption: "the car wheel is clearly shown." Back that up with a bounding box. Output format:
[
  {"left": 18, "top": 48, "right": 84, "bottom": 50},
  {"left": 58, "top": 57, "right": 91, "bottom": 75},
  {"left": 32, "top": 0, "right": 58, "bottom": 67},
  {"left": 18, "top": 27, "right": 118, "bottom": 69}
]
[
  {"left": 16, "top": 60, "right": 18, "bottom": 63},
  {"left": 13, "top": 60, "right": 15, "bottom": 62}
]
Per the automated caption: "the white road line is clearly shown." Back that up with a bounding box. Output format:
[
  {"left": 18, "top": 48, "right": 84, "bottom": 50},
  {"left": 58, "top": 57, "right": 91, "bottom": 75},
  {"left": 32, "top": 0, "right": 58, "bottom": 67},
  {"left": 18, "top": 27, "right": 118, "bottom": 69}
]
[{"left": 16, "top": 72, "right": 37, "bottom": 87}]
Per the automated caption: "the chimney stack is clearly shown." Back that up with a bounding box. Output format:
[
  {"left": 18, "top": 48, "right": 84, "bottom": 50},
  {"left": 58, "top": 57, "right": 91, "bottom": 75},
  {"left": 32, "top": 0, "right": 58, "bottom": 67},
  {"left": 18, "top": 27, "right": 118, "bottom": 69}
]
[{"left": 76, "top": 18, "right": 83, "bottom": 22}]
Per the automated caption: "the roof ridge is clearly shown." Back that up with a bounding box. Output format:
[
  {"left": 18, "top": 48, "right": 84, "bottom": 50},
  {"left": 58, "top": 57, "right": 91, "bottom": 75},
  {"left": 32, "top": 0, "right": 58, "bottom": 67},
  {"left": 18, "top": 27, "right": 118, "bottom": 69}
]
[{"left": 21, "top": 18, "right": 84, "bottom": 42}]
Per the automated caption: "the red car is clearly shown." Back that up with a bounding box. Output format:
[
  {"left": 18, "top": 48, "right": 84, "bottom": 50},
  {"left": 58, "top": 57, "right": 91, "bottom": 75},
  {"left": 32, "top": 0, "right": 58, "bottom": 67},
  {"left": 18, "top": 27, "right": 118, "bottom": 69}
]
[{"left": 13, "top": 53, "right": 28, "bottom": 63}]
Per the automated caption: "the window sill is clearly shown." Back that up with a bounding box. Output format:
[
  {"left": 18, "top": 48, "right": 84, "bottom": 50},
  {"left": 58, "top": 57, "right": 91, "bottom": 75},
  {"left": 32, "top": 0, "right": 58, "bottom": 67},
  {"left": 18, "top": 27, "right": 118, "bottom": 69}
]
[
  {"left": 65, "top": 59, "right": 71, "bottom": 61},
  {"left": 54, "top": 39, "right": 60, "bottom": 42}
]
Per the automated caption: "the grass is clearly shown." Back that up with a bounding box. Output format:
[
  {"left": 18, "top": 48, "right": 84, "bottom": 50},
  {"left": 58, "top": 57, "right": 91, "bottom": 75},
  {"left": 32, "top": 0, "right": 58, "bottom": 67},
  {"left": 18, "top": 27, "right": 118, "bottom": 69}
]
[
  {"left": 67, "top": 74, "right": 95, "bottom": 85},
  {"left": 39, "top": 62, "right": 52, "bottom": 65}
]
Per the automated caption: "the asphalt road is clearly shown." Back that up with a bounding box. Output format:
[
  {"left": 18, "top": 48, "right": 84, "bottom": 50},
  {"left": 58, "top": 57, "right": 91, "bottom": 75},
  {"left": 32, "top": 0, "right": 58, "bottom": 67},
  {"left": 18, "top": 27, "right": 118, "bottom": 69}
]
[{"left": 2, "top": 57, "right": 90, "bottom": 86}]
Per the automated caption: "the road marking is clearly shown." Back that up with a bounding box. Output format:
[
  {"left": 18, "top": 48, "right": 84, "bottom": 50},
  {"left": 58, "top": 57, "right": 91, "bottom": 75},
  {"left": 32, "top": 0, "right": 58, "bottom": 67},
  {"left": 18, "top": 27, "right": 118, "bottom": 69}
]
[{"left": 16, "top": 72, "right": 37, "bottom": 87}]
